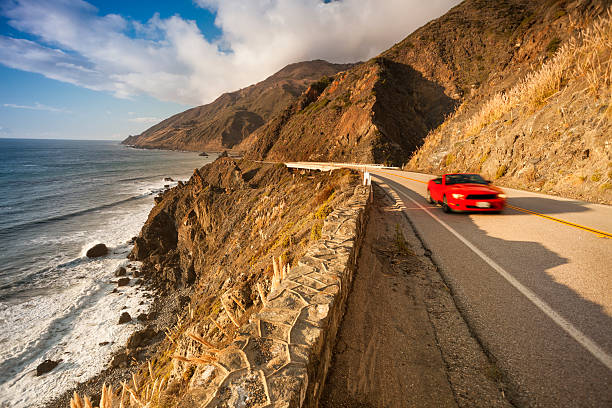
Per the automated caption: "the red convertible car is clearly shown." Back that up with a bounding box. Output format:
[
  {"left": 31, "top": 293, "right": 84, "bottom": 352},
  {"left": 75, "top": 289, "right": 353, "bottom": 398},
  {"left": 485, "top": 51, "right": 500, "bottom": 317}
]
[{"left": 426, "top": 173, "right": 506, "bottom": 213}]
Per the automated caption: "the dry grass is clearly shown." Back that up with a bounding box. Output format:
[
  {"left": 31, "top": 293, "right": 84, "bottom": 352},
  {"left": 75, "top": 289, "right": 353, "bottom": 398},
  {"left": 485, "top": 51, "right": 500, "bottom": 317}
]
[
  {"left": 463, "top": 7, "right": 611, "bottom": 138},
  {"left": 70, "top": 384, "right": 113, "bottom": 408}
]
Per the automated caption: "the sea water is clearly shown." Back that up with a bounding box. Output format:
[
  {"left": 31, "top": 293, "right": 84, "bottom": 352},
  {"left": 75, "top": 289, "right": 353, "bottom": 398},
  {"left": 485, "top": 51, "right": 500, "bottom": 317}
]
[{"left": 0, "top": 138, "right": 214, "bottom": 407}]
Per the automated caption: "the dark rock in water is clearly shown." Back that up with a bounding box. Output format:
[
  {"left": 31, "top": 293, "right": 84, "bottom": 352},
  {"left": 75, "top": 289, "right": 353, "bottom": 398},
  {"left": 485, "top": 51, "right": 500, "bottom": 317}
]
[
  {"left": 164, "top": 177, "right": 175, "bottom": 182},
  {"left": 99, "top": 341, "right": 110, "bottom": 346},
  {"left": 133, "top": 278, "right": 142, "bottom": 285},
  {"left": 198, "top": 152, "right": 208, "bottom": 157},
  {"left": 126, "top": 326, "right": 157, "bottom": 349},
  {"left": 118, "top": 312, "right": 131, "bottom": 324},
  {"left": 164, "top": 184, "right": 170, "bottom": 188},
  {"left": 136, "top": 313, "right": 148, "bottom": 321},
  {"left": 86, "top": 243, "right": 108, "bottom": 258},
  {"left": 117, "top": 277, "right": 130, "bottom": 286},
  {"left": 132, "top": 269, "right": 141, "bottom": 278},
  {"left": 110, "top": 352, "right": 128, "bottom": 368},
  {"left": 219, "top": 150, "right": 229, "bottom": 158},
  {"left": 36, "top": 359, "right": 59, "bottom": 376},
  {"left": 114, "top": 267, "right": 127, "bottom": 277},
  {"left": 111, "top": 288, "right": 118, "bottom": 293}
]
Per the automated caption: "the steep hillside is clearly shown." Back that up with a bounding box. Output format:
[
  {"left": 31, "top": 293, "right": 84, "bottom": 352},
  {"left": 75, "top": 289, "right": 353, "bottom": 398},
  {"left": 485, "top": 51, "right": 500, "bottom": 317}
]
[
  {"left": 122, "top": 60, "right": 353, "bottom": 151},
  {"left": 408, "top": 2, "right": 612, "bottom": 204},
  {"left": 243, "top": 0, "right": 610, "bottom": 172}
]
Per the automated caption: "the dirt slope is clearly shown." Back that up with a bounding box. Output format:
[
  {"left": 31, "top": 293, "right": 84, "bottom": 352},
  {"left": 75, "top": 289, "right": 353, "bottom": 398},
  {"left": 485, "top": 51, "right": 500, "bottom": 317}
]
[
  {"left": 122, "top": 60, "right": 353, "bottom": 151},
  {"left": 407, "top": 1, "right": 612, "bottom": 204},
  {"left": 320, "top": 186, "right": 512, "bottom": 408}
]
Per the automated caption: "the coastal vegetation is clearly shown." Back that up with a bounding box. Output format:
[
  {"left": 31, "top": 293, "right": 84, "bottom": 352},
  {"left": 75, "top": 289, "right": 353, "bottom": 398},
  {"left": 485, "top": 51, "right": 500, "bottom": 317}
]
[{"left": 65, "top": 158, "right": 359, "bottom": 407}]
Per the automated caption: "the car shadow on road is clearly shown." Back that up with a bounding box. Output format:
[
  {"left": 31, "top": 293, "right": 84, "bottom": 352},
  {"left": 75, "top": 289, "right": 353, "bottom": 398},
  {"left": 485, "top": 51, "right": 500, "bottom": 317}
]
[
  {"left": 377, "top": 175, "right": 612, "bottom": 406},
  {"left": 504, "top": 196, "right": 593, "bottom": 217}
]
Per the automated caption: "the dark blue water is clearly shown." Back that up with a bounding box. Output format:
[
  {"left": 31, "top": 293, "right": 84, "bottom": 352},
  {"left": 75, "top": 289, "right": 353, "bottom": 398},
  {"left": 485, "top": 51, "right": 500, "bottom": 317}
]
[{"left": 0, "top": 138, "right": 214, "bottom": 406}]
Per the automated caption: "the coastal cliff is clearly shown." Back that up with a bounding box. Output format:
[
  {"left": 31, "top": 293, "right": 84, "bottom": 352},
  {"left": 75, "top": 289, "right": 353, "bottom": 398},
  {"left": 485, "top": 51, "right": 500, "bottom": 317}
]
[{"left": 60, "top": 157, "right": 362, "bottom": 406}]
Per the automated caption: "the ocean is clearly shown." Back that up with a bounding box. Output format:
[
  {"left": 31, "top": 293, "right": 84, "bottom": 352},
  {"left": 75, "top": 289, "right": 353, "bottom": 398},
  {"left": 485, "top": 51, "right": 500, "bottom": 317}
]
[{"left": 0, "top": 138, "right": 214, "bottom": 407}]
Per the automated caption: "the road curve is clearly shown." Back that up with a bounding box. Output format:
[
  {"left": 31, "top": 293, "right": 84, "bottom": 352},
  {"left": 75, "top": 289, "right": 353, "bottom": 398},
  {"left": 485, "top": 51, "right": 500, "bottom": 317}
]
[
  {"left": 284, "top": 162, "right": 612, "bottom": 406},
  {"left": 369, "top": 169, "right": 612, "bottom": 408}
]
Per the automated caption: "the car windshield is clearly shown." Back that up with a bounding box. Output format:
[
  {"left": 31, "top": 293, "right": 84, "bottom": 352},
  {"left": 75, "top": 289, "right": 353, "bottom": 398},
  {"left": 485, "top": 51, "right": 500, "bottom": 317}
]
[{"left": 445, "top": 174, "right": 488, "bottom": 185}]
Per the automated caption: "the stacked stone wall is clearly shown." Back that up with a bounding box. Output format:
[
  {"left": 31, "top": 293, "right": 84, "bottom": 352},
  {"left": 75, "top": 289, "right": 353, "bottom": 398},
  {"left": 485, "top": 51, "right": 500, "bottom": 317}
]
[{"left": 188, "top": 184, "right": 371, "bottom": 407}]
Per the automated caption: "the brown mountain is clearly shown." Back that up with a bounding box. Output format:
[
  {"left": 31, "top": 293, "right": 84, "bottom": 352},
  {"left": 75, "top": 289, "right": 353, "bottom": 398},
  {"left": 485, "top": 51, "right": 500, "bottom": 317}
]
[
  {"left": 242, "top": 0, "right": 610, "bottom": 186},
  {"left": 122, "top": 60, "right": 353, "bottom": 151},
  {"left": 406, "top": 0, "right": 612, "bottom": 204}
]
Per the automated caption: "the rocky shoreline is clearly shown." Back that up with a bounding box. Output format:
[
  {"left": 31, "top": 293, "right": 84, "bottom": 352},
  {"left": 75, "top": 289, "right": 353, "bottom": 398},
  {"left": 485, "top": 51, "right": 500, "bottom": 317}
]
[{"left": 45, "top": 156, "right": 360, "bottom": 407}]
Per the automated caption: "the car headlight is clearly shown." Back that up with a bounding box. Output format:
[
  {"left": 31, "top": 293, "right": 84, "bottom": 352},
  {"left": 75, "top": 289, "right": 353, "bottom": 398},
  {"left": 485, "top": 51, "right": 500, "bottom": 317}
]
[
  {"left": 498, "top": 193, "right": 507, "bottom": 199},
  {"left": 451, "top": 193, "right": 465, "bottom": 199}
]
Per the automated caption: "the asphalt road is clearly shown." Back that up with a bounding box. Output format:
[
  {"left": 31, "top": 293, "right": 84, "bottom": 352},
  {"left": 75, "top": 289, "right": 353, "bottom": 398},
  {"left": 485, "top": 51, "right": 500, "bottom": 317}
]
[{"left": 368, "top": 169, "right": 612, "bottom": 408}]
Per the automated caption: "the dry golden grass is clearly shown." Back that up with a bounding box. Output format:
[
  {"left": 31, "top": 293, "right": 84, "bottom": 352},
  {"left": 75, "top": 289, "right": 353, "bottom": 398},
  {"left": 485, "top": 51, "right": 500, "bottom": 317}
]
[
  {"left": 463, "top": 7, "right": 611, "bottom": 138},
  {"left": 70, "top": 384, "right": 113, "bottom": 408}
]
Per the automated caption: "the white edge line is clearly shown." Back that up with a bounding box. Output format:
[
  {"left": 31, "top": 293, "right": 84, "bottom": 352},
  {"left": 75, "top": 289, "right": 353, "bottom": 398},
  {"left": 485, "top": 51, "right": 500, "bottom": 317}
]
[{"left": 375, "top": 175, "right": 612, "bottom": 371}]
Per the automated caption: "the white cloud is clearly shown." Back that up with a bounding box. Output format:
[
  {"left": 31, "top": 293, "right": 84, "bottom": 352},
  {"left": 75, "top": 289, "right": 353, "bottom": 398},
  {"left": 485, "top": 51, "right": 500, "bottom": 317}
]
[
  {"left": 128, "top": 116, "right": 161, "bottom": 123},
  {"left": 0, "top": 0, "right": 460, "bottom": 105},
  {"left": 3, "top": 102, "right": 71, "bottom": 113}
]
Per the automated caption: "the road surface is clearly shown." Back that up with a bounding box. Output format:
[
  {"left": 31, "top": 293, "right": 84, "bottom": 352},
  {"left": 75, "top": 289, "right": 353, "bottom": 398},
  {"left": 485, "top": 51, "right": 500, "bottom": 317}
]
[
  {"left": 288, "top": 163, "right": 612, "bottom": 407},
  {"left": 370, "top": 169, "right": 612, "bottom": 408}
]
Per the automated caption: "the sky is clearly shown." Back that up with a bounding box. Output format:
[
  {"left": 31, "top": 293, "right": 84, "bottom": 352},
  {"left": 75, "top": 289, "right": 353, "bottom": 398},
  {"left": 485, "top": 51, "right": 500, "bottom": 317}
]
[{"left": 0, "top": 0, "right": 460, "bottom": 140}]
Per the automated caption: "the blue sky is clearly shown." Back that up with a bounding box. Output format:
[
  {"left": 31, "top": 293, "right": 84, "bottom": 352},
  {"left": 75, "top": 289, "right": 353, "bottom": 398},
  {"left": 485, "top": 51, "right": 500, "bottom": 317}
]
[{"left": 0, "top": 0, "right": 459, "bottom": 140}]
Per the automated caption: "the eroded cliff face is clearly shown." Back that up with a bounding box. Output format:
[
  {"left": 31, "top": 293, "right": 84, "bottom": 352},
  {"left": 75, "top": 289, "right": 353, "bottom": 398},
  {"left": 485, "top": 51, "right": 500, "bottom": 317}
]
[
  {"left": 408, "top": 1, "right": 612, "bottom": 204},
  {"left": 130, "top": 157, "right": 357, "bottom": 292},
  {"left": 120, "top": 157, "right": 360, "bottom": 406}
]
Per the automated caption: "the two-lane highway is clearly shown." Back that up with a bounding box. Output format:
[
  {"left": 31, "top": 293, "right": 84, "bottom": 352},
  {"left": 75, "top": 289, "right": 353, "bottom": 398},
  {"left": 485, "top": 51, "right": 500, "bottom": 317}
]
[{"left": 370, "top": 169, "right": 612, "bottom": 407}]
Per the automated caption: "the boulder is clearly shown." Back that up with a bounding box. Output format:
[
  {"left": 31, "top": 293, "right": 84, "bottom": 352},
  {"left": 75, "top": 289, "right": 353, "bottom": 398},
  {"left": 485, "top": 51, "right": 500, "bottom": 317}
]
[
  {"left": 110, "top": 352, "right": 128, "bottom": 368},
  {"left": 117, "top": 277, "right": 130, "bottom": 286},
  {"left": 198, "top": 152, "right": 208, "bottom": 157},
  {"left": 126, "top": 326, "right": 157, "bottom": 349},
  {"left": 36, "top": 359, "right": 60, "bottom": 376},
  {"left": 86, "top": 244, "right": 108, "bottom": 258},
  {"left": 164, "top": 177, "right": 175, "bottom": 182},
  {"left": 118, "top": 312, "right": 131, "bottom": 324},
  {"left": 114, "top": 267, "right": 127, "bottom": 277}
]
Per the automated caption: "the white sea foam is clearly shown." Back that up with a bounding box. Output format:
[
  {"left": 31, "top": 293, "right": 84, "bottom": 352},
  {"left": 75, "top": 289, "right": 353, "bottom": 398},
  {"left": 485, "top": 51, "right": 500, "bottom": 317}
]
[{"left": 0, "top": 185, "right": 159, "bottom": 407}]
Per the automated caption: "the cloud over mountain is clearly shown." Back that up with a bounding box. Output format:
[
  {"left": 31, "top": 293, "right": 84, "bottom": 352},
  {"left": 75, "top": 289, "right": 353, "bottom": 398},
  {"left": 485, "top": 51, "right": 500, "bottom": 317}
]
[{"left": 0, "top": 0, "right": 459, "bottom": 105}]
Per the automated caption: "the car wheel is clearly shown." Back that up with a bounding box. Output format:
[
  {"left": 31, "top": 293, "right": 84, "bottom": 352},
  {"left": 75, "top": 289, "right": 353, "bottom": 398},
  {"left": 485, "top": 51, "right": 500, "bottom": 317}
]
[
  {"left": 426, "top": 189, "right": 434, "bottom": 204},
  {"left": 442, "top": 195, "right": 451, "bottom": 213}
]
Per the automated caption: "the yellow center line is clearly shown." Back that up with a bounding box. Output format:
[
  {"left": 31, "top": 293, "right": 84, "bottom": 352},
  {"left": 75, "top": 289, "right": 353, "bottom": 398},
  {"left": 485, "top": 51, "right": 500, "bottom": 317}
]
[{"left": 374, "top": 169, "right": 612, "bottom": 239}]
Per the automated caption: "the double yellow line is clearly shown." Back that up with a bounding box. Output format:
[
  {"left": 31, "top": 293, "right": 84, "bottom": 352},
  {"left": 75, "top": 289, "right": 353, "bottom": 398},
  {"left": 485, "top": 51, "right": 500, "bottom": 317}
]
[{"left": 376, "top": 170, "right": 612, "bottom": 239}]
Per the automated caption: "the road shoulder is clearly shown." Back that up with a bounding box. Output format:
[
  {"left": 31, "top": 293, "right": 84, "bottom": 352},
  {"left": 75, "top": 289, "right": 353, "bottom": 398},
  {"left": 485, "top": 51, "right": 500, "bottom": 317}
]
[{"left": 320, "top": 184, "right": 512, "bottom": 408}]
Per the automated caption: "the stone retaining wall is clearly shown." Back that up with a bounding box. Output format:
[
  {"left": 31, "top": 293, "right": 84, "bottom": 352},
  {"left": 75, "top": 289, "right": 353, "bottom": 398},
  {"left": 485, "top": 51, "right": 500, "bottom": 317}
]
[{"left": 189, "top": 184, "right": 371, "bottom": 407}]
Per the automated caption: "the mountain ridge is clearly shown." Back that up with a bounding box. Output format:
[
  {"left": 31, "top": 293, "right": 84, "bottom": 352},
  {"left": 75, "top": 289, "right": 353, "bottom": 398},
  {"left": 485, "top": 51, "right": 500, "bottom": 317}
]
[{"left": 122, "top": 60, "right": 354, "bottom": 151}]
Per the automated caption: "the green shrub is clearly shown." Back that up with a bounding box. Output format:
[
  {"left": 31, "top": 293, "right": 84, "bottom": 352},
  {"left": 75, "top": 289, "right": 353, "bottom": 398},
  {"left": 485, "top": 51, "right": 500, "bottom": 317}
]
[
  {"left": 546, "top": 37, "right": 561, "bottom": 55},
  {"left": 315, "top": 192, "right": 336, "bottom": 219},
  {"left": 311, "top": 76, "right": 331, "bottom": 93},
  {"left": 496, "top": 164, "right": 508, "bottom": 179},
  {"left": 445, "top": 153, "right": 455, "bottom": 166},
  {"left": 310, "top": 221, "right": 323, "bottom": 241}
]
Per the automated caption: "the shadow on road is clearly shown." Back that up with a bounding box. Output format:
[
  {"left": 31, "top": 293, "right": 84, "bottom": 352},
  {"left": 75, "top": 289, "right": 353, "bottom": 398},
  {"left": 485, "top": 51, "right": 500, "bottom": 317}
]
[{"left": 376, "top": 175, "right": 612, "bottom": 408}]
